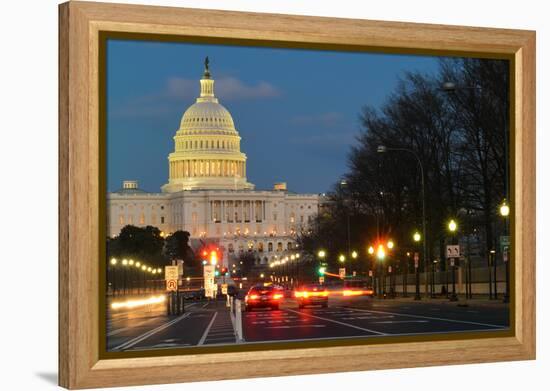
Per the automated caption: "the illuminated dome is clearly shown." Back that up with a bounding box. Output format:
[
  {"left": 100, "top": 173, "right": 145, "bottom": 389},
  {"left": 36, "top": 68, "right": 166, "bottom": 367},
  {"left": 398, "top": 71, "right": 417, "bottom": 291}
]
[{"left": 162, "top": 58, "right": 255, "bottom": 193}]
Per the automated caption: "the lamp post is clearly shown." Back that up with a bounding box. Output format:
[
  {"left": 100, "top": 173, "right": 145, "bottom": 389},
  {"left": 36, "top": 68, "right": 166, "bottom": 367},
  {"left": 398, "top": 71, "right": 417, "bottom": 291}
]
[
  {"left": 413, "top": 232, "right": 421, "bottom": 300},
  {"left": 110, "top": 258, "right": 117, "bottom": 296},
  {"left": 378, "top": 145, "right": 428, "bottom": 297},
  {"left": 448, "top": 219, "right": 459, "bottom": 302},
  {"left": 500, "top": 199, "right": 510, "bottom": 303},
  {"left": 376, "top": 244, "right": 386, "bottom": 298}
]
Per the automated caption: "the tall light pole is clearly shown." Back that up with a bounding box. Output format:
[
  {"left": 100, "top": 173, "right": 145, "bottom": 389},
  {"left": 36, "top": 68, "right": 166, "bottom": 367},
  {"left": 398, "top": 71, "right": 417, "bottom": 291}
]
[
  {"left": 500, "top": 199, "right": 510, "bottom": 303},
  {"left": 448, "top": 219, "right": 459, "bottom": 302},
  {"left": 378, "top": 145, "right": 428, "bottom": 297},
  {"left": 413, "top": 232, "right": 421, "bottom": 300}
]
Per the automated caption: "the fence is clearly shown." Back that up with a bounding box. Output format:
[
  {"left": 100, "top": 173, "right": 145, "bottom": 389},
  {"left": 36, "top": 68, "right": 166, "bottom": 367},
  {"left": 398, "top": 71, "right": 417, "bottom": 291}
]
[{"left": 380, "top": 264, "right": 509, "bottom": 297}]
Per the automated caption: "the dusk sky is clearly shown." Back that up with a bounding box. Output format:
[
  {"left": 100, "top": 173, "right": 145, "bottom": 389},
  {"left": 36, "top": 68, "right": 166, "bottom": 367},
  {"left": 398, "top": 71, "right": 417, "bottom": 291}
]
[{"left": 106, "top": 39, "right": 440, "bottom": 194}]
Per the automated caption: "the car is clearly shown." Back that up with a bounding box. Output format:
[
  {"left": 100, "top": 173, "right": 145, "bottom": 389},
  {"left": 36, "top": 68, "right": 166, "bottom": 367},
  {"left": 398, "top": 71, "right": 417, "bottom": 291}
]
[
  {"left": 294, "top": 284, "right": 329, "bottom": 309},
  {"left": 244, "top": 285, "right": 284, "bottom": 311}
]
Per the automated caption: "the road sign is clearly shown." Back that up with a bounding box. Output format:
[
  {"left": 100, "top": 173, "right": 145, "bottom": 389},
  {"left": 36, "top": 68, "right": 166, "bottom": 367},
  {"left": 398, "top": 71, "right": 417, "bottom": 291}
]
[
  {"left": 446, "top": 245, "right": 460, "bottom": 259},
  {"left": 339, "top": 268, "right": 346, "bottom": 279},
  {"left": 450, "top": 258, "right": 455, "bottom": 267},
  {"left": 414, "top": 252, "right": 419, "bottom": 268},
  {"left": 203, "top": 265, "right": 216, "bottom": 298},
  {"left": 368, "top": 270, "right": 373, "bottom": 277},
  {"left": 500, "top": 235, "right": 510, "bottom": 247},
  {"left": 205, "top": 285, "right": 214, "bottom": 298},
  {"left": 165, "top": 266, "right": 178, "bottom": 280},
  {"left": 166, "top": 279, "right": 178, "bottom": 291},
  {"left": 221, "top": 284, "right": 228, "bottom": 295},
  {"left": 503, "top": 246, "right": 509, "bottom": 263},
  {"left": 177, "top": 260, "right": 184, "bottom": 276},
  {"left": 319, "top": 276, "right": 325, "bottom": 284}
]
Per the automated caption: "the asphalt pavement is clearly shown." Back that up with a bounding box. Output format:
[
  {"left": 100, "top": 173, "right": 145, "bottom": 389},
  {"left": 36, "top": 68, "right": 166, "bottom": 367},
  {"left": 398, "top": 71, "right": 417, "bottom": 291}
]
[{"left": 107, "top": 295, "right": 509, "bottom": 352}]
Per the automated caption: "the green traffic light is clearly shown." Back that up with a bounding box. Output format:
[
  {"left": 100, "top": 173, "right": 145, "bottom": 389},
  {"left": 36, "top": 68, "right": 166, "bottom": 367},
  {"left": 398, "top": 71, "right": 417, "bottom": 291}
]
[
  {"left": 318, "top": 266, "right": 326, "bottom": 276},
  {"left": 215, "top": 271, "right": 220, "bottom": 277}
]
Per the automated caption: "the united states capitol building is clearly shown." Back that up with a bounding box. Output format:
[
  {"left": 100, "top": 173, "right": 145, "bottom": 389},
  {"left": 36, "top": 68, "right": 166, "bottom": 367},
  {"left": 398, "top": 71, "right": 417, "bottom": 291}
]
[{"left": 107, "top": 60, "right": 320, "bottom": 267}]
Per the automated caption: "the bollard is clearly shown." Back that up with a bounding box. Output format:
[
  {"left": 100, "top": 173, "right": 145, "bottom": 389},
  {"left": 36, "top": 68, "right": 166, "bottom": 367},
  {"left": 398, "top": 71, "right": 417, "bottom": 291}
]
[{"left": 235, "top": 299, "right": 243, "bottom": 342}]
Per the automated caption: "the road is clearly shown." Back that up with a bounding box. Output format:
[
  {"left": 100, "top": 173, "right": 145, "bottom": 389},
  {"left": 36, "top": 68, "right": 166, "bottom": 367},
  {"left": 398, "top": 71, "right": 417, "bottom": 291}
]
[{"left": 107, "top": 295, "right": 509, "bottom": 352}]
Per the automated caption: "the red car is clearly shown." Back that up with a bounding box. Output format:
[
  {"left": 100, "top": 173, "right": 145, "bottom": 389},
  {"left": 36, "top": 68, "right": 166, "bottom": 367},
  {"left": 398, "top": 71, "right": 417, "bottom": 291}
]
[{"left": 244, "top": 285, "right": 284, "bottom": 311}]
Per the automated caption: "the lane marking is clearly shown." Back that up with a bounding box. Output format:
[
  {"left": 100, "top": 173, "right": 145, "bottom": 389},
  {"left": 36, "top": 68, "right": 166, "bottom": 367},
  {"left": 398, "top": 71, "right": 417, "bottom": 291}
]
[
  {"left": 343, "top": 307, "right": 507, "bottom": 329},
  {"left": 112, "top": 312, "right": 191, "bottom": 351},
  {"left": 266, "top": 324, "right": 326, "bottom": 329},
  {"left": 198, "top": 312, "right": 218, "bottom": 345},
  {"left": 372, "top": 320, "right": 429, "bottom": 324},
  {"left": 107, "top": 303, "right": 197, "bottom": 336},
  {"left": 286, "top": 309, "right": 387, "bottom": 335}
]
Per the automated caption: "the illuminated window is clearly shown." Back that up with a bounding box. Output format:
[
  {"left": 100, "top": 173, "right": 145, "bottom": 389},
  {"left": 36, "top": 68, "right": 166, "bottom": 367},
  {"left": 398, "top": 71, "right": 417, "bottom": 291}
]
[{"left": 258, "top": 242, "right": 264, "bottom": 252}]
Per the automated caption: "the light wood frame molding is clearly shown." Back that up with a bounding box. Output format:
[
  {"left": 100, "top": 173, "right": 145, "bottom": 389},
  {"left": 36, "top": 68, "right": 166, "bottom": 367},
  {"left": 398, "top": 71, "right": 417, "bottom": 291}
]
[{"left": 59, "top": 1, "right": 536, "bottom": 389}]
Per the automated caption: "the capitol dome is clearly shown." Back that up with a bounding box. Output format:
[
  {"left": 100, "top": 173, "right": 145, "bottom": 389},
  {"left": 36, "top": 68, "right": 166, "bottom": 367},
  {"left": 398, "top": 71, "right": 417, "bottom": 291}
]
[{"left": 161, "top": 58, "right": 255, "bottom": 193}]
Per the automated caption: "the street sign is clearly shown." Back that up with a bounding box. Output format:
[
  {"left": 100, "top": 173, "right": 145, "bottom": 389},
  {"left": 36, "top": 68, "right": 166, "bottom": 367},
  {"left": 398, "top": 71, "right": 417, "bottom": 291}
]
[
  {"left": 166, "top": 279, "right": 178, "bottom": 291},
  {"left": 203, "top": 265, "right": 216, "bottom": 298},
  {"left": 450, "top": 258, "right": 455, "bottom": 267},
  {"left": 503, "top": 246, "right": 509, "bottom": 263},
  {"left": 414, "top": 252, "right": 419, "bottom": 268},
  {"left": 165, "top": 266, "right": 178, "bottom": 280},
  {"left": 339, "top": 268, "right": 346, "bottom": 279},
  {"left": 177, "top": 260, "right": 184, "bottom": 276},
  {"left": 500, "top": 235, "right": 510, "bottom": 247},
  {"left": 368, "top": 270, "right": 373, "bottom": 277},
  {"left": 319, "top": 276, "right": 325, "bottom": 284},
  {"left": 221, "top": 284, "right": 228, "bottom": 295},
  {"left": 446, "top": 245, "right": 460, "bottom": 259},
  {"left": 388, "top": 266, "right": 392, "bottom": 273},
  {"left": 352, "top": 271, "right": 356, "bottom": 277}
]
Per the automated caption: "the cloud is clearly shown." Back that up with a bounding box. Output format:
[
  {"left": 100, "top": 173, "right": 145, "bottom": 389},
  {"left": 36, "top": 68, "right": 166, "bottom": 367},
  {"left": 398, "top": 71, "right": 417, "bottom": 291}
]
[
  {"left": 289, "top": 131, "right": 356, "bottom": 147},
  {"left": 167, "top": 76, "right": 280, "bottom": 100},
  {"left": 109, "top": 76, "right": 280, "bottom": 119},
  {"left": 289, "top": 112, "right": 343, "bottom": 126}
]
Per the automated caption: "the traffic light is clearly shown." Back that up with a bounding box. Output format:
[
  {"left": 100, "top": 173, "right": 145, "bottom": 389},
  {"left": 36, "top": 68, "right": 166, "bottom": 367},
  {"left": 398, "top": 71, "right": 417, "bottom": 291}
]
[
  {"left": 318, "top": 266, "right": 326, "bottom": 276},
  {"left": 214, "top": 270, "right": 220, "bottom": 277}
]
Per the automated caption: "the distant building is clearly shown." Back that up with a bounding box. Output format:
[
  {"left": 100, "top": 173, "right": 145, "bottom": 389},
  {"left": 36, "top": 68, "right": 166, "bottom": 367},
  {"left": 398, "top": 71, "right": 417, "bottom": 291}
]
[{"left": 107, "top": 61, "right": 320, "bottom": 267}]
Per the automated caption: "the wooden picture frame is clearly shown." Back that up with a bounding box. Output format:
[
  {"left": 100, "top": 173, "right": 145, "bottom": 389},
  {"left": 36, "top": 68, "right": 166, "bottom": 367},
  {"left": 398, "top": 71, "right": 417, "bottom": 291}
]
[{"left": 59, "top": 1, "right": 536, "bottom": 388}]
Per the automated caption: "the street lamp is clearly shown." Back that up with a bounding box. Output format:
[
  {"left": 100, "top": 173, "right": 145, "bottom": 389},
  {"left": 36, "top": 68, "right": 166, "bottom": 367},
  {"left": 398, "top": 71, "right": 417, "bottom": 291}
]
[
  {"left": 378, "top": 145, "right": 428, "bottom": 297},
  {"left": 109, "top": 258, "right": 117, "bottom": 296},
  {"left": 387, "top": 240, "right": 394, "bottom": 250},
  {"left": 447, "top": 219, "right": 459, "bottom": 301},
  {"left": 351, "top": 250, "right": 358, "bottom": 259},
  {"left": 500, "top": 199, "right": 510, "bottom": 303},
  {"left": 448, "top": 219, "right": 457, "bottom": 233},
  {"left": 317, "top": 250, "right": 326, "bottom": 259},
  {"left": 339, "top": 254, "right": 346, "bottom": 263},
  {"left": 413, "top": 231, "right": 421, "bottom": 242}
]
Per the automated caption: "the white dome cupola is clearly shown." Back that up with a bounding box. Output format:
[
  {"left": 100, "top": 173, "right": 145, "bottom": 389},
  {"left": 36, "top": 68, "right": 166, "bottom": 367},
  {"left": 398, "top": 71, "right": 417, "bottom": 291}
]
[{"left": 162, "top": 58, "right": 255, "bottom": 192}]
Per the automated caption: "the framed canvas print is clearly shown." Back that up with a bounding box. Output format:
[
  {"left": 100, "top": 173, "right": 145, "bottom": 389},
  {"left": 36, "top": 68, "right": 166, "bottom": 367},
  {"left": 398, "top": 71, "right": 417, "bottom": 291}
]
[{"left": 58, "top": 1, "right": 536, "bottom": 389}]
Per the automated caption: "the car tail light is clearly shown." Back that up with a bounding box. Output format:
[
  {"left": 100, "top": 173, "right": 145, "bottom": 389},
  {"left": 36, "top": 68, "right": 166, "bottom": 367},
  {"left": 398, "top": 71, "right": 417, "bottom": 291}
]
[
  {"left": 272, "top": 293, "right": 283, "bottom": 300},
  {"left": 246, "top": 294, "right": 259, "bottom": 301}
]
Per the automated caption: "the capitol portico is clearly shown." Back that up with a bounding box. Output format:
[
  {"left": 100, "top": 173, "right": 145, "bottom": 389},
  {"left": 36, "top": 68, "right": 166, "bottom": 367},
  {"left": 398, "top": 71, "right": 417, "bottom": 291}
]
[{"left": 107, "top": 59, "right": 320, "bottom": 267}]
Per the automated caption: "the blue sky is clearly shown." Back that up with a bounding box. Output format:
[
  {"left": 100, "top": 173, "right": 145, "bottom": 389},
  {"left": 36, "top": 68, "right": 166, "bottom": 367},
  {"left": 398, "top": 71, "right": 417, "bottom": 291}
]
[{"left": 106, "top": 39, "right": 439, "bottom": 194}]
